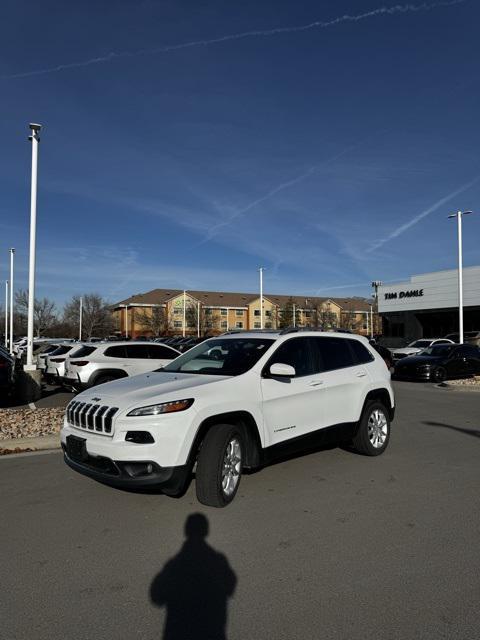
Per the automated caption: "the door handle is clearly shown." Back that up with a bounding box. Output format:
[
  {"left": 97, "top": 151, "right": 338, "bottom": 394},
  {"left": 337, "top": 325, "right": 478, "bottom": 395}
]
[
  {"left": 355, "top": 371, "right": 367, "bottom": 377},
  {"left": 309, "top": 380, "right": 324, "bottom": 386}
]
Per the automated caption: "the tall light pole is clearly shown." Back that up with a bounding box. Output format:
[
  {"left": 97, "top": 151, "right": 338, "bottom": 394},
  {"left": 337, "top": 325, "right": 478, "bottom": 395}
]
[
  {"left": 448, "top": 210, "right": 473, "bottom": 344},
  {"left": 371, "top": 281, "right": 383, "bottom": 340},
  {"left": 25, "top": 123, "right": 42, "bottom": 369},
  {"left": 182, "top": 290, "right": 186, "bottom": 337},
  {"left": 369, "top": 304, "right": 373, "bottom": 339},
  {"left": 293, "top": 303, "right": 296, "bottom": 328},
  {"left": 124, "top": 304, "right": 129, "bottom": 338},
  {"left": 197, "top": 301, "right": 200, "bottom": 338},
  {"left": 79, "top": 296, "right": 83, "bottom": 341},
  {"left": 9, "top": 248, "right": 15, "bottom": 354},
  {"left": 4, "top": 280, "right": 8, "bottom": 349},
  {"left": 258, "top": 268, "right": 264, "bottom": 329}
]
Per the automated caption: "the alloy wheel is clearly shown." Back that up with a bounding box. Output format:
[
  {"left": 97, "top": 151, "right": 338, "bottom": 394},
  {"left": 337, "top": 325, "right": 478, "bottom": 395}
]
[
  {"left": 367, "top": 409, "right": 388, "bottom": 448},
  {"left": 222, "top": 437, "right": 242, "bottom": 496}
]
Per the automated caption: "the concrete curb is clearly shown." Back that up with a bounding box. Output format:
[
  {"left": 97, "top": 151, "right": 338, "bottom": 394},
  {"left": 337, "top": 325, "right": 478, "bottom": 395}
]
[
  {"left": 0, "top": 433, "right": 61, "bottom": 455},
  {"left": 435, "top": 382, "right": 480, "bottom": 392}
]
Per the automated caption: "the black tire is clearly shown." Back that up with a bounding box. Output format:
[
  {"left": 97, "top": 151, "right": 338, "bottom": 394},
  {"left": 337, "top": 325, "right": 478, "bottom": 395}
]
[
  {"left": 352, "top": 401, "right": 390, "bottom": 456},
  {"left": 93, "top": 375, "right": 117, "bottom": 386},
  {"left": 433, "top": 366, "right": 447, "bottom": 383},
  {"left": 195, "top": 424, "right": 244, "bottom": 508}
]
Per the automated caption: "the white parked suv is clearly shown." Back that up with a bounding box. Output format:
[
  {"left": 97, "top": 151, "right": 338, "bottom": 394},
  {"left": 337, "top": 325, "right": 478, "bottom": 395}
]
[
  {"left": 61, "top": 330, "right": 395, "bottom": 507},
  {"left": 62, "top": 341, "right": 180, "bottom": 389},
  {"left": 43, "top": 343, "right": 81, "bottom": 382},
  {"left": 390, "top": 338, "right": 453, "bottom": 362}
]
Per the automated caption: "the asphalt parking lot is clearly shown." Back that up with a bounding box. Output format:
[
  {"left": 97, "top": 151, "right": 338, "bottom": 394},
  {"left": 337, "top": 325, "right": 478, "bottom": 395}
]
[{"left": 1, "top": 381, "right": 479, "bottom": 640}]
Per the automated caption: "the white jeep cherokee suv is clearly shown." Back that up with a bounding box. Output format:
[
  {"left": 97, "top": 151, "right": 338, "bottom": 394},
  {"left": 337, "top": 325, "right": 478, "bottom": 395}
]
[{"left": 61, "top": 330, "right": 395, "bottom": 507}]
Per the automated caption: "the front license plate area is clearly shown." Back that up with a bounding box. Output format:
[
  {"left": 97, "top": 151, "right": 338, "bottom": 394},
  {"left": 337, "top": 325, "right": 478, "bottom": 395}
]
[{"left": 66, "top": 435, "right": 87, "bottom": 462}]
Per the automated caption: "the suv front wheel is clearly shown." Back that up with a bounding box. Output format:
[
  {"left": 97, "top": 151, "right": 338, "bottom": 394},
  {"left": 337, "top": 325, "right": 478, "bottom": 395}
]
[
  {"left": 196, "top": 424, "right": 244, "bottom": 507},
  {"left": 352, "top": 401, "right": 390, "bottom": 456}
]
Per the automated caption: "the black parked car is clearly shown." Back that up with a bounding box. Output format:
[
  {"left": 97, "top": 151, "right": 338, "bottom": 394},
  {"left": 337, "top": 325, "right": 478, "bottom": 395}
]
[
  {"left": 394, "top": 343, "right": 480, "bottom": 382},
  {"left": 0, "top": 347, "right": 15, "bottom": 398}
]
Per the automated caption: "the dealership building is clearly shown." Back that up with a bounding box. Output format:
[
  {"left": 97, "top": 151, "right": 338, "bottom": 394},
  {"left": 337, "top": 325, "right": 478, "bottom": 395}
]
[{"left": 378, "top": 265, "right": 480, "bottom": 344}]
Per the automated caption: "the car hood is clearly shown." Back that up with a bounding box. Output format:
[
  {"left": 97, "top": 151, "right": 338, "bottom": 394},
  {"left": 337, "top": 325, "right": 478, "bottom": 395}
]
[
  {"left": 393, "top": 347, "right": 422, "bottom": 355},
  {"left": 73, "top": 371, "right": 230, "bottom": 410}
]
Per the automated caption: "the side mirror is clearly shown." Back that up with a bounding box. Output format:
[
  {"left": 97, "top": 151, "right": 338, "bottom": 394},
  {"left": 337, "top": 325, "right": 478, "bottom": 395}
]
[{"left": 269, "top": 362, "right": 296, "bottom": 377}]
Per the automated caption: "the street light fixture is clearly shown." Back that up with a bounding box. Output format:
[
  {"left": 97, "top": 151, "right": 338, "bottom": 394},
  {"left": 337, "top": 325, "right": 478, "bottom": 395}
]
[{"left": 447, "top": 210, "right": 474, "bottom": 344}]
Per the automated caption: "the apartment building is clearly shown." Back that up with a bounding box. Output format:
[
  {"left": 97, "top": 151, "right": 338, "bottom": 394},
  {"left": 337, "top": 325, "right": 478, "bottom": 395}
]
[{"left": 113, "top": 289, "right": 379, "bottom": 338}]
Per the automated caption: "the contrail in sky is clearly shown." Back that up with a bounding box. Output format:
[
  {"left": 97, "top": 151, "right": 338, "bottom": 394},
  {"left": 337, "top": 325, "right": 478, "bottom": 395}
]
[
  {"left": 367, "top": 173, "right": 480, "bottom": 252},
  {"left": 1, "top": 0, "right": 466, "bottom": 80},
  {"left": 200, "top": 143, "right": 361, "bottom": 244}
]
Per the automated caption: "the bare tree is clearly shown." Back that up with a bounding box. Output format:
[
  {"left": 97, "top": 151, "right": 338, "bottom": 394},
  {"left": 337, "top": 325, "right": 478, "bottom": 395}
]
[
  {"left": 63, "top": 294, "right": 113, "bottom": 339},
  {"left": 340, "top": 310, "right": 358, "bottom": 332},
  {"left": 15, "top": 289, "right": 57, "bottom": 337},
  {"left": 185, "top": 302, "right": 217, "bottom": 336},
  {"left": 136, "top": 306, "right": 167, "bottom": 336}
]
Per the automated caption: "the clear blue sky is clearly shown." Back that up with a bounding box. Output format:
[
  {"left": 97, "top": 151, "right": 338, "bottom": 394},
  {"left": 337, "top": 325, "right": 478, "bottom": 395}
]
[{"left": 1, "top": 0, "right": 479, "bottom": 306}]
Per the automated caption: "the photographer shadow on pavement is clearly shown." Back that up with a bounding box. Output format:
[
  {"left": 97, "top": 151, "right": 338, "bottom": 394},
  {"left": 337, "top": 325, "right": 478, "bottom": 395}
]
[{"left": 150, "top": 513, "right": 237, "bottom": 640}]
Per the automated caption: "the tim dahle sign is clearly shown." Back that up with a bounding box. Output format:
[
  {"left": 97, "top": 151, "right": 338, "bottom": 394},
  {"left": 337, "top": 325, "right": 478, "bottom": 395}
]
[{"left": 384, "top": 289, "right": 424, "bottom": 300}]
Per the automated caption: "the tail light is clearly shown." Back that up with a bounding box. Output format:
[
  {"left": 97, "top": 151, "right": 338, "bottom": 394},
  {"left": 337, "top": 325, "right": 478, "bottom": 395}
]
[
  {"left": 70, "top": 360, "right": 89, "bottom": 366},
  {"left": 50, "top": 357, "right": 66, "bottom": 363}
]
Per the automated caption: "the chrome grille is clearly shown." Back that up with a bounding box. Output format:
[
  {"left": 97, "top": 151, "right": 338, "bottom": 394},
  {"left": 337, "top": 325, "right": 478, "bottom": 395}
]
[{"left": 66, "top": 401, "right": 118, "bottom": 435}]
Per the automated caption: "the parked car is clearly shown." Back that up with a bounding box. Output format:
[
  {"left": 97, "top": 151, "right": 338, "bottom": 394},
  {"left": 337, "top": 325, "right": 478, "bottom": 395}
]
[
  {"left": 61, "top": 330, "right": 395, "bottom": 507},
  {"left": 0, "top": 347, "right": 15, "bottom": 397},
  {"left": 36, "top": 343, "right": 64, "bottom": 370},
  {"left": 394, "top": 343, "right": 480, "bottom": 382},
  {"left": 62, "top": 341, "right": 181, "bottom": 390},
  {"left": 14, "top": 337, "right": 73, "bottom": 358},
  {"left": 44, "top": 343, "right": 84, "bottom": 383},
  {"left": 390, "top": 338, "right": 453, "bottom": 362}
]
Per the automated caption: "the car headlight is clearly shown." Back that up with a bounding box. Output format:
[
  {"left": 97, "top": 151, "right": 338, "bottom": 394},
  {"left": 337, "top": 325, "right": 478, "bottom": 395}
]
[{"left": 127, "top": 398, "right": 194, "bottom": 417}]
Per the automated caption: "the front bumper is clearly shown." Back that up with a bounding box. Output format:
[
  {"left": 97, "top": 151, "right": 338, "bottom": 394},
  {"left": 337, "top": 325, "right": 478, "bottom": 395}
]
[{"left": 62, "top": 443, "right": 189, "bottom": 491}]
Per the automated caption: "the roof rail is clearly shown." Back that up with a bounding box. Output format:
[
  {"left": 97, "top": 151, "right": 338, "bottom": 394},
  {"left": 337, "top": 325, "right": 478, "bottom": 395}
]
[
  {"left": 220, "top": 329, "right": 280, "bottom": 336},
  {"left": 279, "top": 326, "right": 324, "bottom": 335}
]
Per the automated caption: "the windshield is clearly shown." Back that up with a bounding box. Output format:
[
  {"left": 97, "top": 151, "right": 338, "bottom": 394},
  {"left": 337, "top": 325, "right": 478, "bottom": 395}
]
[
  {"left": 161, "top": 338, "right": 275, "bottom": 376},
  {"left": 409, "top": 340, "right": 431, "bottom": 348},
  {"left": 421, "top": 345, "right": 454, "bottom": 357}
]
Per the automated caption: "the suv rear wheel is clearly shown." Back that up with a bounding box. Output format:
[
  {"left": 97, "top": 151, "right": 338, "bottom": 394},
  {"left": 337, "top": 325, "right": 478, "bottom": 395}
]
[
  {"left": 94, "top": 374, "right": 118, "bottom": 386},
  {"left": 352, "top": 401, "right": 390, "bottom": 456},
  {"left": 196, "top": 424, "right": 244, "bottom": 508}
]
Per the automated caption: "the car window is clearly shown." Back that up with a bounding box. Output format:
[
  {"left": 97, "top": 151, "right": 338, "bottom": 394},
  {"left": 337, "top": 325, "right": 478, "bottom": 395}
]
[
  {"left": 104, "top": 345, "right": 127, "bottom": 358},
  {"left": 423, "top": 345, "right": 454, "bottom": 356},
  {"left": 457, "top": 345, "right": 479, "bottom": 357},
  {"left": 48, "top": 345, "right": 73, "bottom": 356},
  {"left": 125, "top": 344, "right": 151, "bottom": 359},
  {"left": 313, "top": 337, "right": 355, "bottom": 372},
  {"left": 266, "top": 338, "right": 315, "bottom": 378},
  {"left": 147, "top": 345, "right": 178, "bottom": 359},
  {"left": 70, "top": 346, "right": 97, "bottom": 359},
  {"left": 349, "top": 339, "right": 375, "bottom": 365},
  {"left": 434, "top": 340, "right": 451, "bottom": 345},
  {"left": 410, "top": 340, "right": 431, "bottom": 348},
  {"left": 163, "top": 338, "right": 274, "bottom": 376}
]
